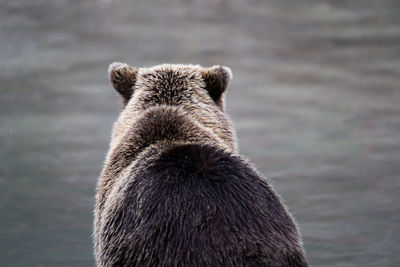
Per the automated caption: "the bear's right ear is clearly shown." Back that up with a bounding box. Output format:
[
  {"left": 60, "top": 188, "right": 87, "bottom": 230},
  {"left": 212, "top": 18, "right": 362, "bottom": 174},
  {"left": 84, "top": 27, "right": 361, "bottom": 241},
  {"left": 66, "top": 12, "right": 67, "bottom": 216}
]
[{"left": 108, "top": 62, "right": 137, "bottom": 105}]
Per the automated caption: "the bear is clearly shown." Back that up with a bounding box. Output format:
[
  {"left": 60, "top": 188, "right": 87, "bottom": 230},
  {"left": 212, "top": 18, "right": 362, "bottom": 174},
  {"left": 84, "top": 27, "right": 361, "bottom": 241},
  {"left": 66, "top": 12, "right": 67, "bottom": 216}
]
[{"left": 94, "top": 63, "right": 308, "bottom": 267}]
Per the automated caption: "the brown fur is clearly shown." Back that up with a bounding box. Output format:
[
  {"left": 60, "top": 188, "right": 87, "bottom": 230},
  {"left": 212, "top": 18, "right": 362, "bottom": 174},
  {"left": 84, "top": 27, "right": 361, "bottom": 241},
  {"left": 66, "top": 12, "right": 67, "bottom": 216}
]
[{"left": 94, "top": 63, "right": 308, "bottom": 266}]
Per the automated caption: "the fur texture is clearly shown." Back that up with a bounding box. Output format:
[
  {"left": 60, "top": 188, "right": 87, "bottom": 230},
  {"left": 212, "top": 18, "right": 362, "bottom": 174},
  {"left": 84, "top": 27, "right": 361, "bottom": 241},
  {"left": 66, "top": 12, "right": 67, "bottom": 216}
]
[{"left": 94, "top": 63, "right": 308, "bottom": 267}]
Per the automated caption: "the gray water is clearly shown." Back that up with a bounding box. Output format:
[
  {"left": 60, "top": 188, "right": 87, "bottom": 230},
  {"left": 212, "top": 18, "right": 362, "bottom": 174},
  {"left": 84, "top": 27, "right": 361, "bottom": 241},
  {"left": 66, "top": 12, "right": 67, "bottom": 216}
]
[{"left": 1, "top": 0, "right": 399, "bottom": 266}]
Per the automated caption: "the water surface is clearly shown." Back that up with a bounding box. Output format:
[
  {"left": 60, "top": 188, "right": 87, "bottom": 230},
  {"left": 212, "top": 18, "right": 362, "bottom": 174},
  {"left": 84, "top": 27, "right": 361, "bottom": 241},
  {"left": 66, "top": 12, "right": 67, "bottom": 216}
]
[{"left": 1, "top": 0, "right": 399, "bottom": 266}]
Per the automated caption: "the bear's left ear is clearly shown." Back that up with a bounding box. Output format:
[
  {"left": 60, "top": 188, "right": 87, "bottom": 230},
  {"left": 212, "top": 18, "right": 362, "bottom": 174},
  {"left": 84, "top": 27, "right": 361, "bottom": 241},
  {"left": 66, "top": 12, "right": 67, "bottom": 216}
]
[
  {"left": 201, "top": 65, "right": 232, "bottom": 107},
  {"left": 108, "top": 62, "right": 137, "bottom": 106}
]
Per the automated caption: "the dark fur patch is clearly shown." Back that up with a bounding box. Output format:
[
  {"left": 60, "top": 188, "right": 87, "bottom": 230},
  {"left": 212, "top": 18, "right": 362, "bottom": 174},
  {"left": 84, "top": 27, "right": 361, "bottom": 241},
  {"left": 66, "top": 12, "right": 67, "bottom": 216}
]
[{"left": 98, "top": 144, "right": 308, "bottom": 266}]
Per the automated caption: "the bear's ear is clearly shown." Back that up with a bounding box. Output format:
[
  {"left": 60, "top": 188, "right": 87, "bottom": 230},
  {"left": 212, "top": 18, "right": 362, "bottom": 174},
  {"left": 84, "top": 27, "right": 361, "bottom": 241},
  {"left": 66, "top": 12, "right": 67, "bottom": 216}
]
[
  {"left": 108, "top": 62, "right": 137, "bottom": 105},
  {"left": 201, "top": 65, "right": 232, "bottom": 107}
]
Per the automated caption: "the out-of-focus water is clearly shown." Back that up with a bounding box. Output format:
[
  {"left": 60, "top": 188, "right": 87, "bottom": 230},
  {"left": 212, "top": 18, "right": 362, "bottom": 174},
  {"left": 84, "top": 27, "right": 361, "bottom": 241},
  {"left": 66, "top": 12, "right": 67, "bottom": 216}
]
[{"left": 1, "top": 0, "right": 399, "bottom": 266}]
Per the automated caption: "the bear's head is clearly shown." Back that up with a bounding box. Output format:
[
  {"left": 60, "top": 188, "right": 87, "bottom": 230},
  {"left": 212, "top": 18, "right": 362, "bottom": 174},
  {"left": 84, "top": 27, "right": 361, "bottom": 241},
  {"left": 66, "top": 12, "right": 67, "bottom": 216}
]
[{"left": 107, "top": 63, "right": 237, "bottom": 152}]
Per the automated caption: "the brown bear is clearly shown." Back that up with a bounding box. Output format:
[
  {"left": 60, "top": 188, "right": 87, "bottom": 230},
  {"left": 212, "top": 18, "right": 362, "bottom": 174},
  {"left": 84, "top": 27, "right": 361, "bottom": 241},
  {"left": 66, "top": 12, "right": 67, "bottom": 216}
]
[{"left": 94, "top": 63, "right": 308, "bottom": 267}]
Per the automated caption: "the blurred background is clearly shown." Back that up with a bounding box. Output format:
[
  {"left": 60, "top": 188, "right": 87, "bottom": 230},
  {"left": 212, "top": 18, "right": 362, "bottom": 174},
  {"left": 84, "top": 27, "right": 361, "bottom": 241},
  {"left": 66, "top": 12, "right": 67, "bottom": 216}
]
[{"left": 1, "top": 0, "right": 399, "bottom": 266}]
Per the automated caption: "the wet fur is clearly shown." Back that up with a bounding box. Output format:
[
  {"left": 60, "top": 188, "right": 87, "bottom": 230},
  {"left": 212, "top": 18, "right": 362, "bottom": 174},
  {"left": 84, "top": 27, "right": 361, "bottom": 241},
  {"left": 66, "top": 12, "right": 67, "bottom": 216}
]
[{"left": 94, "top": 64, "right": 308, "bottom": 266}]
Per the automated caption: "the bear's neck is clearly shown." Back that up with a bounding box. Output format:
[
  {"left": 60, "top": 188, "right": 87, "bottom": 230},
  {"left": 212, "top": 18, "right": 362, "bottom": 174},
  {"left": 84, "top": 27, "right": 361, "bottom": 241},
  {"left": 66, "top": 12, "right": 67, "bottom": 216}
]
[{"left": 96, "top": 106, "right": 230, "bottom": 213}]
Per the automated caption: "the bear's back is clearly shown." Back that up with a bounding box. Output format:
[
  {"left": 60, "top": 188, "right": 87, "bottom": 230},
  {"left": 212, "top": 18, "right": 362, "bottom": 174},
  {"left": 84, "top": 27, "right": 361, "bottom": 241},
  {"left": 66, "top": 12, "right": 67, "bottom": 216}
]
[{"left": 98, "top": 144, "right": 307, "bottom": 267}]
